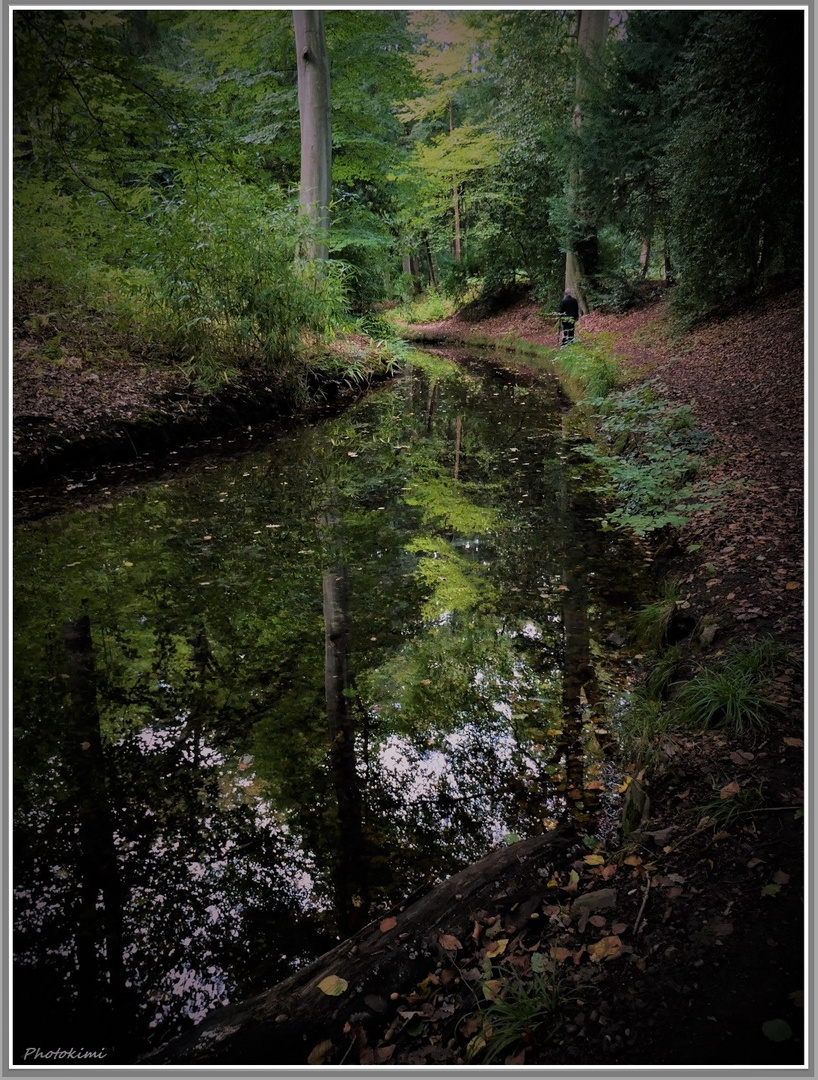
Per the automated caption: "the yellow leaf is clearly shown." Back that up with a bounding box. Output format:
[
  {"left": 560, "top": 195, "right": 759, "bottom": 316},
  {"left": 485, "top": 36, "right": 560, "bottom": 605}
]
[
  {"left": 584, "top": 854, "right": 605, "bottom": 866},
  {"left": 317, "top": 975, "right": 348, "bottom": 997},
  {"left": 307, "top": 1039, "right": 334, "bottom": 1065},
  {"left": 485, "top": 938, "right": 508, "bottom": 958},
  {"left": 785, "top": 581, "right": 800, "bottom": 590},
  {"left": 588, "top": 935, "right": 624, "bottom": 963},
  {"left": 123, "top": 561, "right": 133, "bottom": 567}
]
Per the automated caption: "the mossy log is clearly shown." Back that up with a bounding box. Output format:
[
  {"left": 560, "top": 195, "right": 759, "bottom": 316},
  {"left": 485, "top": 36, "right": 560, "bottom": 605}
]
[{"left": 142, "top": 825, "right": 579, "bottom": 1066}]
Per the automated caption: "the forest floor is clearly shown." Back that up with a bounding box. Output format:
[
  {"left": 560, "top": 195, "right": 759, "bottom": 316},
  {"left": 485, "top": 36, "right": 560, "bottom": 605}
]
[{"left": 12, "top": 286, "right": 808, "bottom": 1068}]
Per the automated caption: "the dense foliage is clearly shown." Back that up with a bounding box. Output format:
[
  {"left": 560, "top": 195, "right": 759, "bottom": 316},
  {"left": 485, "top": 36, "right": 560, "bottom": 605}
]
[{"left": 13, "top": 8, "right": 805, "bottom": 387}]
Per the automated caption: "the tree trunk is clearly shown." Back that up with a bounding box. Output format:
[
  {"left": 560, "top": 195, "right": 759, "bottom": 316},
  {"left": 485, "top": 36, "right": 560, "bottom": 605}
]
[
  {"left": 293, "top": 11, "right": 331, "bottom": 261},
  {"left": 424, "top": 236, "right": 438, "bottom": 290},
  {"left": 639, "top": 235, "right": 652, "bottom": 278},
  {"left": 565, "top": 9, "right": 608, "bottom": 313},
  {"left": 449, "top": 100, "right": 462, "bottom": 263}
]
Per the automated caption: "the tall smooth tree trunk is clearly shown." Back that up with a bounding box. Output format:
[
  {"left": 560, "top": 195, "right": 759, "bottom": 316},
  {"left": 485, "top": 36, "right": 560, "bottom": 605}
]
[
  {"left": 294, "top": 11, "right": 331, "bottom": 261},
  {"left": 565, "top": 9, "right": 608, "bottom": 314},
  {"left": 424, "top": 235, "right": 438, "bottom": 290},
  {"left": 447, "top": 100, "right": 460, "bottom": 262}
]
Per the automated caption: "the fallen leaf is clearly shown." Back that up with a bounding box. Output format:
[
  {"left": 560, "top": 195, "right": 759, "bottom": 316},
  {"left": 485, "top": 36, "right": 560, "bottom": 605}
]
[
  {"left": 783, "top": 737, "right": 803, "bottom": 747},
  {"left": 376, "top": 1045, "right": 396, "bottom": 1062},
  {"left": 482, "top": 979, "right": 503, "bottom": 1000},
  {"left": 624, "top": 855, "right": 642, "bottom": 866},
  {"left": 761, "top": 884, "right": 781, "bottom": 898},
  {"left": 123, "top": 560, "right": 133, "bottom": 567},
  {"left": 307, "top": 1039, "right": 334, "bottom": 1065},
  {"left": 772, "top": 870, "right": 790, "bottom": 885},
  {"left": 317, "top": 975, "right": 348, "bottom": 996},
  {"left": 380, "top": 916, "right": 397, "bottom": 933},
  {"left": 747, "top": 858, "right": 764, "bottom": 868},
  {"left": 485, "top": 938, "right": 509, "bottom": 959},
  {"left": 583, "top": 854, "right": 605, "bottom": 866},
  {"left": 588, "top": 935, "right": 624, "bottom": 963},
  {"left": 552, "top": 947, "right": 572, "bottom": 964},
  {"left": 785, "top": 582, "right": 800, "bottom": 590},
  {"left": 612, "top": 921, "right": 628, "bottom": 935},
  {"left": 589, "top": 915, "right": 607, "bottom": 928},
  {"left": 720, "top": 781, "right": 741, "bottom": 799},
  {"left": 729, "top": 750, "right": 754, "bottom": 765},
  {"left": 438, "top": 934, "right": 462, "bottom": 953}
]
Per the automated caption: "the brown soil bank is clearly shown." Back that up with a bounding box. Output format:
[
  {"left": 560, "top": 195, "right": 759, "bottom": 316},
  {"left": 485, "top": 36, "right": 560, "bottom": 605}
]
[{"left": 13, "top": 287, "right": 807, "bottom": 1067}]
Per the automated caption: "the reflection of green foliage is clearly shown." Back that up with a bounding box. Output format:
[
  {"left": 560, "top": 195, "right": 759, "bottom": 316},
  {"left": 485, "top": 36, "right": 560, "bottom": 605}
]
[
  {"left": 404, "top": 478, "right": 499, "bottom": 534},
  {"left": 406, "top": 537, "right": 495, "bottom": 620},
  {"left": 403, "top": 348, "right": 473, "bottom": 381}
]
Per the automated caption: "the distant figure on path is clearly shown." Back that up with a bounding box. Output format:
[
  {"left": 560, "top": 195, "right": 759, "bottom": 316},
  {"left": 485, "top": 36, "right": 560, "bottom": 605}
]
[{"left": 559, "top": 290, "right": 580, "bottom": 346}]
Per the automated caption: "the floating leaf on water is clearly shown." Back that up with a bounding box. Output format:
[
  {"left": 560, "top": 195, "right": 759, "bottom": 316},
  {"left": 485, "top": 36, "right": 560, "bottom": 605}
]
[
  {"left": 762, "top": 1018, "right": 793, "bottom": 1042},
  {"left": 317, "top": 975, "right": 348, "bottom": 996}
]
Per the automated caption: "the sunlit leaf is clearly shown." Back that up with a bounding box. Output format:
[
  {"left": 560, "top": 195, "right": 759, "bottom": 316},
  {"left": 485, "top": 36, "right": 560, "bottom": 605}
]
[{"left": 317, "top": 975, "right": 348, "bottom": 996}]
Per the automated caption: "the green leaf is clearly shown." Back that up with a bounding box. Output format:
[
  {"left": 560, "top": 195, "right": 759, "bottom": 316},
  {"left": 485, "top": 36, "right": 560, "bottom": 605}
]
[{"left": 762, "top": 1019, "right": 792, "bottom": 1043}]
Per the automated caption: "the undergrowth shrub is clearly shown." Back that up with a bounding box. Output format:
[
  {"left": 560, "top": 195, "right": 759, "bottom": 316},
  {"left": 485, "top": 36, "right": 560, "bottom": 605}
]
[{"left": 579, "top": 381, "right": 719, "bottom": 536}]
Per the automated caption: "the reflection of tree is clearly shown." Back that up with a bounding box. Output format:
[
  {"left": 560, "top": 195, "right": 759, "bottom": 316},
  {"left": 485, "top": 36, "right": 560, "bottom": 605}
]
[
  {"left": 319, "top": 496, "right": 369, "bottom": 933},
  {"left": 554, "top": 428, "right": 603, "bottom": 831},
  {"left": 62, "top": 612, "right": 134, "bottom": 1046}
]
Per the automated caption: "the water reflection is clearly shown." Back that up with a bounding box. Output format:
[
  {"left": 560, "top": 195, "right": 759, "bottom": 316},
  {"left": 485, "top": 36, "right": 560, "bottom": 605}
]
[{"left": 13, "top": 349, "right": 647, "bottom": 1061}]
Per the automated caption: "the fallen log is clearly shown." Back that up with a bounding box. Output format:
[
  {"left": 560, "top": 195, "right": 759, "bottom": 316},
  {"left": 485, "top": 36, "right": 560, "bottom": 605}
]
[{"left": 142, "top": 824, "right": 579, "bottom": 1065}]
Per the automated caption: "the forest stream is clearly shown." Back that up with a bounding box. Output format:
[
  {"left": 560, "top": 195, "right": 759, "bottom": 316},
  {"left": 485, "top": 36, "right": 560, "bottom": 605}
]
[{"left": 13, "top": 348, "right": 652, "bottom": 1062}]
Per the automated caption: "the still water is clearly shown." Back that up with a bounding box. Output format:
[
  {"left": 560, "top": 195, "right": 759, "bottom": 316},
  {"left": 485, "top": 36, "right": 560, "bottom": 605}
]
[{"left": 13, "top": 349, "right": 648, "bottom": 1061}]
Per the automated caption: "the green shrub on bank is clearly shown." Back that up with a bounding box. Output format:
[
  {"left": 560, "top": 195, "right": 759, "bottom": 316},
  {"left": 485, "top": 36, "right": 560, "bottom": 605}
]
[{"left": 579, "top": 381, "right": 718, "bottom": 536}]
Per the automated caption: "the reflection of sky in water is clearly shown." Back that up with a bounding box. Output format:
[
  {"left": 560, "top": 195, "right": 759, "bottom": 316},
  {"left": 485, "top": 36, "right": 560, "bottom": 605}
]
[{"left": 374, "top": 720, "right": 552, "bottom": 850}]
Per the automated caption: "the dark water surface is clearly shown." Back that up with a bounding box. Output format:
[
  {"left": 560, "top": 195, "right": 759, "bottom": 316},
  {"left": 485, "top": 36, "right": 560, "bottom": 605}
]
[{"left": 13, "top": 349, "right": 649, "bottom": 1062}]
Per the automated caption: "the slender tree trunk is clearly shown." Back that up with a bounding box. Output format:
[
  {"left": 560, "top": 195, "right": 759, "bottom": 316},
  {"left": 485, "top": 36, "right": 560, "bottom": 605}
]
[
  {"left": 565, "top": 9, "right": 608, "bottom": 314},
  {"left": 453, "top": 415, "right": 462, "bottom": 480},
  {"left": 424, "top": 236, "right": 438, "bottom": 290},
  {"left": 448, "top": 100, "right": 462, "bottom": 263},
  {"left": 293, "top": 11, "right": 331, "bottom": 261},
  {"left": 639, "top": 235, "right": 652, "bottom": 278}
]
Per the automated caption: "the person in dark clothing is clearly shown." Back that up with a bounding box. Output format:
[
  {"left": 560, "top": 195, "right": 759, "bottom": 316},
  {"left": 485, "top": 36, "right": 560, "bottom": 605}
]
[{"left": 559, "top": 290, "right": 580, "bottom": 346}]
